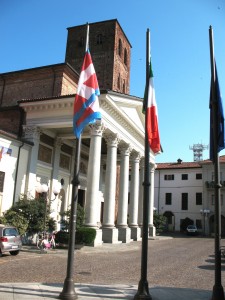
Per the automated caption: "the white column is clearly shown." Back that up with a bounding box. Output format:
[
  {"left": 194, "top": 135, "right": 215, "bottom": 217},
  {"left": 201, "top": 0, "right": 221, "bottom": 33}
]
[
  {"left": 85, "top": 121, "right": 104, "bottom": 230},
  {"left": 129, "top": 151, "right": 141, "bottom": 240},
  {"left": 117, "top": 143, "right": 132, "bottom": 243},
  {"left": 103, "top": 132, "right": 120, "bottom": 227},
  {"left": 23, "top": 125, "right": 41, "bottom": 198},
  {"left": 51, "top": 138, "right": 63, "bottom": 228},
  {"left": 149, "top": 163, "right": 156, "bottom": 237},
  {"left": 102, "top": 132, "right": 120, "bottom": 243},
  {"left": 138, "top": 157, "right": 145, "bottom": 229}
]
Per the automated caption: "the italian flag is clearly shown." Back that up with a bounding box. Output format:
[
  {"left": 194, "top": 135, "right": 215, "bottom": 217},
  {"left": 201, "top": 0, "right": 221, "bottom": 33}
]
[{"left": 146, "top": 61, "right": 161, "bottom": 153}]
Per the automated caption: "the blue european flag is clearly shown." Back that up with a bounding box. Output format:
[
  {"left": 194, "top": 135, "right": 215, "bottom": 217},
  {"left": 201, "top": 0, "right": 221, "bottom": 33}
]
[{"left": 209, "top": 64, "right": 225, "bottom": 162}]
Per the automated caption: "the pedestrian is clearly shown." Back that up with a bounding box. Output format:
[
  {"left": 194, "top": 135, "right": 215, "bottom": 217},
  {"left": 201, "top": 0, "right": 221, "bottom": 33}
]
[{"left": 50, "top": 231, "right": 56, "bottom": 249}]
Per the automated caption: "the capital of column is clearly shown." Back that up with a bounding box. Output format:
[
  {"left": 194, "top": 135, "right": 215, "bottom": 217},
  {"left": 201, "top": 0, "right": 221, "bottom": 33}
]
[
  {"left": 150, "top": 162, "right": 156, "bottom": 172},
  {"left": 118, "top": 143, "right": 133, "bottom": 156},
  {"left": 104, "top": 132, "right": 121, "bottom": 147},
  {"left": 130, "top": 151, "right": 141, "bottom": 162},
  {"left": 89, "top": 120, "right": 106, "bottom": 137},
  {"left": 54, "top": 137, "right": 63, "bottom": 148},
  {"left": 23, "top": 125, "right": 41, "bottom": 142}
]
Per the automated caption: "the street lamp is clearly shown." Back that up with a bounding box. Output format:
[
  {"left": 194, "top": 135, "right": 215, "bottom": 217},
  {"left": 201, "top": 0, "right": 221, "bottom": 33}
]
[
  {"left": 36, "top": 183, "right": 49, "bottom": 233},
  {"left": 200, "top": 209, "right": 210, "bottom": 236},
  {"left": 35, "top": 182, "right": 61, "bottom": 233},
  {"left": 52, "top": 182, "right": 62, "bottom": 198}
]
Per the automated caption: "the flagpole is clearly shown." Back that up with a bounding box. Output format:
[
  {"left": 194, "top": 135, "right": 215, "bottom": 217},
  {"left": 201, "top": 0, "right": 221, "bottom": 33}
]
[
  {"left": 133, "top": 28, "right": 152, "bottom": 300},
  {"left": 59, "top": 23, "right": 89, "bottom": 300},
  {"left": 59, "top": 137, "right": 80, "bottom": 300},
  {"left": 209, "top": 25, "right": 225, "bottom": 300}
]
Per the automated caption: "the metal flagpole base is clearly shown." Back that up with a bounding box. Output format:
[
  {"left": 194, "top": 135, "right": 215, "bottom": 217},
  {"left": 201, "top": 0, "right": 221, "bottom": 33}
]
[
  {"left": 59, "top": 278, "right": 77, "bottom": 300},
  {"left": 212, "top": 285, "right": 225, "bottom": 300},
  {"left": 133, "top": 280, "right": 152, "bottom": 300}
]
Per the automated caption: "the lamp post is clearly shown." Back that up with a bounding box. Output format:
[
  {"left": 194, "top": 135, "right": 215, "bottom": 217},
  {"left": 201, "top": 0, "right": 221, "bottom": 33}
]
[
  {"left": 36, "top": 183, "right": 49, "bottom": 233},
  {"left": 35, "top": 182, "right": 61, "bottom": 233},
  {"left": 200, "top": 209, "right": 210, "bottom": 236}
]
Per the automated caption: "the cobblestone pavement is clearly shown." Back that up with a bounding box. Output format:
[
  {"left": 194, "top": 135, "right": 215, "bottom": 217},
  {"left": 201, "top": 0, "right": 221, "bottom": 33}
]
[{"left": 0, "top": 235, "right": 224, "bottom": 293}]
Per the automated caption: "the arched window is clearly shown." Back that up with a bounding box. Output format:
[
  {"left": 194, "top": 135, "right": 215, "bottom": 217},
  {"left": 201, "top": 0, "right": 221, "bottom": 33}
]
[
  {"left": 118, "top": 39, "right": 122, "bottom": 57},
  {"left": 123, "top": 80, "right": 126, "bottom": 93},
  {"left": 117, "top": 73, "right": 121, "bottom": 89},
  {"left": 97, "top": 34, "right": 103, "bottom": 45},
  {"left": 79, "top": 36, "right": 84, "bottom": 47},
  {"left": 124, "top": 48, "right": 127, "bottom": 65}
]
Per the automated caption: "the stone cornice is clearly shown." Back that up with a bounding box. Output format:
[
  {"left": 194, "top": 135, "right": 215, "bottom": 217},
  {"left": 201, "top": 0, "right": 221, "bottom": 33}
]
[{"left": 20, "top": 97, "right": 73, "bottom": 113}]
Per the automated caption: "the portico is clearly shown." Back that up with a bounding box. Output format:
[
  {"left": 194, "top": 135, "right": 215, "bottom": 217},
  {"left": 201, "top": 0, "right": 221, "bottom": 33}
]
[{"left": 19, "top": 90, "right": 157, "bottom": 245}]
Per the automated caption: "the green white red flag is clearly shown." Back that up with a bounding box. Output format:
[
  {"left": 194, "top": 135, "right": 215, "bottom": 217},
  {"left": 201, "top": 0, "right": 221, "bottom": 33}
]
[{"left": 146, "top": 60, "right": 160, "bottom": 153}]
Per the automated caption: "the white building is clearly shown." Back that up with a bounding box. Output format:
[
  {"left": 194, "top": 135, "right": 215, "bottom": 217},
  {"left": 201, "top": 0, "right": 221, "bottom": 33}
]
[
  {"left": 201, "top": 156, "right": 225, "bottom": 236},
  {"left": 154, "top": 159, "right": 203, "bottom": 232},
  {"left": 155, "top": 157, "right": 225, "bottom": 236}
]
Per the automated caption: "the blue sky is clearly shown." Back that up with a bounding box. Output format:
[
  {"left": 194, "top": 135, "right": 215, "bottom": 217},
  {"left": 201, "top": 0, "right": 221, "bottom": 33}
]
[{"left": 1, "top": 0, "right": 225, "bottom": 163}]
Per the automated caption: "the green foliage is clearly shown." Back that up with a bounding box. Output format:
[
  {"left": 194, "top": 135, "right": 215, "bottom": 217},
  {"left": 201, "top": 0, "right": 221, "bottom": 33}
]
[
  {"left": 55, "top": 231, "right": 69, "bottom": 244},
  {"left": 55, "top": 227, "right": 96, "bottom": 246},
  {"left": 47, "top": 217, "right": 57, "bottom": 232},
  {"left": 75, "top": 227, "right": 96, "bottom": 244},
  {"left": 153, "top": 212, "right": 167, "bottom": 233},
  {"left": 0, "top": 210, "right": 28, "bottom": 235},
  {"left": 60, "top": 204, "right": 85, "bottom": 231},
  {"left": 0, "top": 194, "right": 56, "bottom": 234}
]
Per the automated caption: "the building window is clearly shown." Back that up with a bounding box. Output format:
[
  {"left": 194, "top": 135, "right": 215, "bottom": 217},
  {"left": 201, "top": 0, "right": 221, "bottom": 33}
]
[
  {"left": 59, "top": 153, "right": 70, "bottom": 170},
  {"left": 196, "top": 193, "right": 202, "bottom": 205},
  {"left": 164, "top": 174, "right": 174, "bottom": 180},
  {"left": 165, "top": 193, "right": 172, "bottom": 205},
  {"left": 38, "top": 144, "right": 52, "bottom": 164},
  {"left": 0, "top": 171, "right": 5, "bottom": 193},
  {"left": 96, "top": 34, "right": 103, "bottom": 45},
  {"left": 196, "top": 173, "right": 202, "bottom": 180},
  {"left": 123, "top": 80, "right": 125, "bottom": 93},
  {"left": 196, "top": 219, "right": 202, "bottom": 229},
  {"left": 182, "top": 174, "right": 188, "bottom": 180},
  {"left": 124, "top": 48, "right": 127, "bottom": 65},
  {"left": 79, "top": 37, "right": 85, "bottom": 47},
  {"left": 181, "top": 193, "right": 188, "bottom": 210},
  {"left": 118, "top": 38, "right": 122, "bottom": 57},
  {"left": 117, "top": 73, "right": 120, "bottom": 89}
]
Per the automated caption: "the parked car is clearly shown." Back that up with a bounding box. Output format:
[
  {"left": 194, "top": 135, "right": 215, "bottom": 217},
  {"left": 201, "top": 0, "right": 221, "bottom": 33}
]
[
  {"left": 0, "top": 225, "right": 22, "bottom": 256},
  {"left": 186, "top": 225, "right": 198, "bottom": 235}
]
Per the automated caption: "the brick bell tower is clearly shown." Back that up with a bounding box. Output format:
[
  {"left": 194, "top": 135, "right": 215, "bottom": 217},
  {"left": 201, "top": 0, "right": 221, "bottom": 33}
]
[{"left": 65, "top": 19, "right": 132, "bottom": 94}]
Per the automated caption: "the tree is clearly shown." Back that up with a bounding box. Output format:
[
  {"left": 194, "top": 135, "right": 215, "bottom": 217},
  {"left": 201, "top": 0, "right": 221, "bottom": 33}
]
[
  {"left": 60, "top": 204, "right": 85, "bottom": 231},
  {"left": 153, "top": 212, "right": 167, "bottom": 234},
  {"left": 0, "top": 210, "right": 28, "bottom": 235},
  {"left": 0, "top": 194, "right": 56, "bottom": 234}
]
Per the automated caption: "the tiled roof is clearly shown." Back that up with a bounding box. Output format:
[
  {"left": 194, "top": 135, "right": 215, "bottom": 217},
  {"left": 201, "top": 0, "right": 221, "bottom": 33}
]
[
  {"left": 156, "top": 161, "right": 201, "bottom": 170},
  {"left": 200, "top": 155, "right": 225, "bottom": 164},
  {"left": 156, "top": 155, "right": 225, "bottom": 170}
]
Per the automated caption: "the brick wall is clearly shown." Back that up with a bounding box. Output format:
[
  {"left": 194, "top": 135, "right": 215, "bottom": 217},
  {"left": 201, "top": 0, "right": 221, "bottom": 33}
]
[
  {"left": 0, "top": 108, "right": 23, "bottom": 135},
  {"left": 65, "top": 19, "right": 131, "bottom": 94},
  {"left": 0, "top": 64, "right": 78, "bottom": 107}
]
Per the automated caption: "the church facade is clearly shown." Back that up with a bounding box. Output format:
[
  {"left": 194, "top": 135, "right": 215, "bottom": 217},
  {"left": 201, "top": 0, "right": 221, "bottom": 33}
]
[{"left": 0, "top": 19, "right": 157, "bottom": 245}]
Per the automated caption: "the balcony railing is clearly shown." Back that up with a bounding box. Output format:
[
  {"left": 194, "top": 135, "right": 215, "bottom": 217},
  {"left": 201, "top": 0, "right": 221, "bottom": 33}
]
[{"left": 205, "top": 181, "right": 225, "bottom": 188}]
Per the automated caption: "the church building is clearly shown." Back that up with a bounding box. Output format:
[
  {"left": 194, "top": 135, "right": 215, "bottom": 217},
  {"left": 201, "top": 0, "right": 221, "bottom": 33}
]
[{"left": 0, "top": 19, "right": 157, "bottom": 245}]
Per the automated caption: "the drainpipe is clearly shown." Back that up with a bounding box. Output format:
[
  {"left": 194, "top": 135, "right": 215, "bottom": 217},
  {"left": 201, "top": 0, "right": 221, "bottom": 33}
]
[
  {"left": 13, "top": 141, "right": 25, "bottom": 205},
  {"left": 157, "top": 169, "right": 160, "bottom": 213}
]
